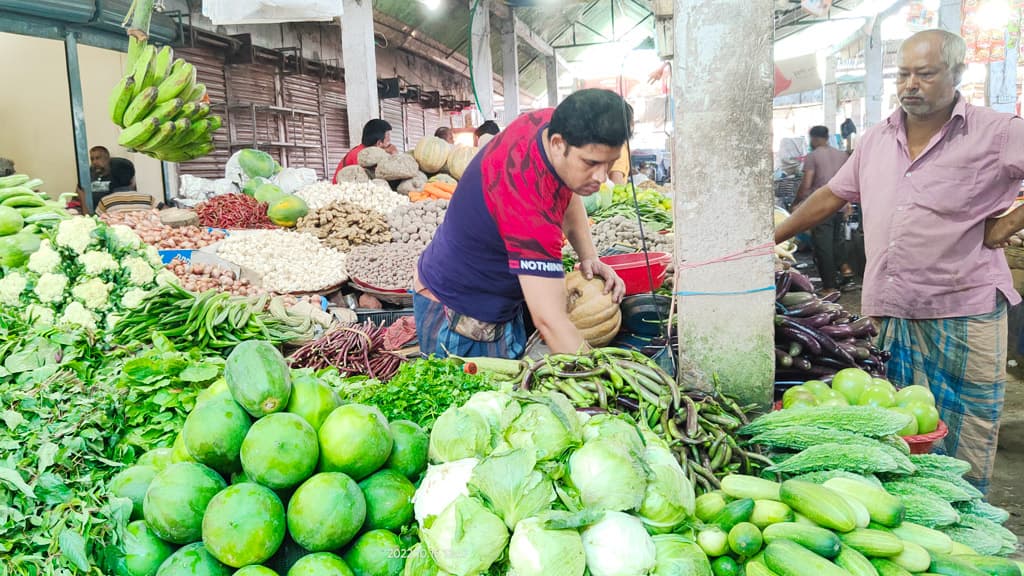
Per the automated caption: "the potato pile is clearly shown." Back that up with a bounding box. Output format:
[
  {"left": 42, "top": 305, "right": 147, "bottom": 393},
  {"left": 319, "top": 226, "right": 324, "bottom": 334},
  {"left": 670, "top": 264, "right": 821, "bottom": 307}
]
[
  {"left": 589, "top": 215, "right": 674, "bottom": 255},
  {"left": 166, "top": 257, "right": 261, "bottom": 297},
  {"left": 101, "top": 209, "right": 226, "bottom": 250},
  {"left": 296, "top": 201, "right": 392, "bottom": 251},
  {"left": 387, "top": 199, "right": 448, "bottom": 249},
  {"left": 346, "top": 243, "right": 420, "bottom": 290}
]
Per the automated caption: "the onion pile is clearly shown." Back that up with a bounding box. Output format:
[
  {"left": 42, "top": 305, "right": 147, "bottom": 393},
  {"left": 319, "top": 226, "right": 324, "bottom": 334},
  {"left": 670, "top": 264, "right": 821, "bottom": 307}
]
[
  {"left": 166, "top": 258, "right": 261, "bottom": 297},
  {"left": 100, "top": 210, "right": 226, "bottom": 250}
]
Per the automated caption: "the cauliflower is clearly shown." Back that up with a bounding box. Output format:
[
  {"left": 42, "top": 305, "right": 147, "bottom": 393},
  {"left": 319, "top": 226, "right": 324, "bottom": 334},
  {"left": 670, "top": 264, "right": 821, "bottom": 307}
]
[
  {"left": 59, "top": 301, "right": 97, "bottom": 330},
  {"left": 25, "top": 304, "right": 55, "bottom": 326},
  {"left": 145, "top": 245, "right": 163, "bottom": 267},
  {"left": 35, "top": 273, "right": 68, "bottom": 304},
  {"left": 110, "top": 224, "right": 142, "bottom": 249},
  {"left": 27, "top": 241, "right": 61, "bottom": 275},
  {"left": 105, "top": 313, "right": 122, "bottom": 329},
  {"left": 122, "top": 257, "right": 156, "bottom": 286},
  {"left": 56, "top": 217, "right": 98, "bottom": 254},
  {"left": 80, "top": 251, "right": 118, "bottom": 275},
  {"left": 155, "top": 268, "right": 179, "bottom": 288},
  {"left": 121, "top": 288, "right": 149, "bottom": 310},
  {"left": 71, "top": 278, "right": 110, "bottom": 310},
  {"left": 0, "top": 273, "right": 27, "bottom": 306}
]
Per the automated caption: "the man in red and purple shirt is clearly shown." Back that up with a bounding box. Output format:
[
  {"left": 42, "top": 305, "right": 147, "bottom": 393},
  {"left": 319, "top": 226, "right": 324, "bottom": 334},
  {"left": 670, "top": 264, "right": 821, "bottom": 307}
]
[
  {"left": 331, "top": 119, "right": 396, "bottom": 183},
  {"left": 414, "top": 89, "right": 629, "bottom": 359},
  {"left": 776, "top": 29, "right": 1024, "bottom": 492}
]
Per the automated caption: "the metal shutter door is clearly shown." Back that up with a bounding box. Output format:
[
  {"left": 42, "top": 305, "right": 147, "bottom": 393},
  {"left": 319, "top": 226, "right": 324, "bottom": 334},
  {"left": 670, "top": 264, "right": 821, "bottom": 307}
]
[
  {"left": 423, "top": 107, "right": 444, "bottom": 142},
  {"left": 282, "top": 74, "right": 326, "bottom": 177},
  {"left": 321, "top": 81, "right": 349, "bottom": 177},
  {"left": 405, "top": 103, "right": 426, "bottom": 150},
  {"left": 380, "top": 99, "right": 405, "bottom": 153},
  {"left": 227, "top": 63, "right": 283, "bottom": 165},
  {"left": 175, "top": 46, "right": 230, "bottom": 179}
]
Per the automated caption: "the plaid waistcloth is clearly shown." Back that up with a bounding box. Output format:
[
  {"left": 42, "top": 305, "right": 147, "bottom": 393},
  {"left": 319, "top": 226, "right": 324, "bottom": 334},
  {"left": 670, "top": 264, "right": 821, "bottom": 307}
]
[
  {"left": 877, "top": 299, "right": 1008, "bottom": 494},
  {"left": 412, "top": 293, "right": 527, "bottom": 360}
]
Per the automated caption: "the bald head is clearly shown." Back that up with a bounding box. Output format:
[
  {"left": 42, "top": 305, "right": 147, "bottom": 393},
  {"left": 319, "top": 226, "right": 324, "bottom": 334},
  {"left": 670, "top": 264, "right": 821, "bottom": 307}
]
[{"left": 896, "top": 29, "right": 965, "bottom": 120}]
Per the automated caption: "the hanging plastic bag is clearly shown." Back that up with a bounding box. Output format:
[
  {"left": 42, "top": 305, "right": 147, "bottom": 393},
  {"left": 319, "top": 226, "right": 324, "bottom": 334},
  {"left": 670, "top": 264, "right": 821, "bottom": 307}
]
[{"left": 203, "top": 0, "right": 342, "bottom": 26}]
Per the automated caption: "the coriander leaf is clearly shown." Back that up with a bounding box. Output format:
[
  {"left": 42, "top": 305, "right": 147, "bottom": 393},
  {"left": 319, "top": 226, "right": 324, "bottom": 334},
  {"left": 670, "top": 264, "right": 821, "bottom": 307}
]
[
  {"left": 37, "top": 442, "right": 58, "bottom": 474},
  {"left": 2, "top": 409, "right": 24, "bottom": 430},
  {"left": 59, "top": 529, "right": 91, "bottom": 572},
  {"left": 0, "top": 466, "right": 34, "bottom": 498}
]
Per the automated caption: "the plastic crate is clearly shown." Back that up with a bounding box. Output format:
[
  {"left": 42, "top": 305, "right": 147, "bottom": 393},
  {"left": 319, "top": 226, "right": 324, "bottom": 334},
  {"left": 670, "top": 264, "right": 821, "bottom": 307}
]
[
  {"left": 356, "top": 308, "right": 415, "bottom": 327},
  {"left": 158, "top": 249, "right": 194, "bottom": 264}
]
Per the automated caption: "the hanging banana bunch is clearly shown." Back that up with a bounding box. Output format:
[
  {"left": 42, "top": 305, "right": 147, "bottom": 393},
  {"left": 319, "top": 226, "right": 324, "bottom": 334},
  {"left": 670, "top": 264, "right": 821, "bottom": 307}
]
[{"left": 110, "top": 0, "right": 221, "bottom": 162}]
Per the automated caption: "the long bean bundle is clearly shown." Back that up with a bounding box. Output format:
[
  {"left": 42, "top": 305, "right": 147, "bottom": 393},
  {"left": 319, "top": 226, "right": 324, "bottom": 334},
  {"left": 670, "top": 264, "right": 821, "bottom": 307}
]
[{"left": 289, "top": 321, "right": 406, "bottom": 381}]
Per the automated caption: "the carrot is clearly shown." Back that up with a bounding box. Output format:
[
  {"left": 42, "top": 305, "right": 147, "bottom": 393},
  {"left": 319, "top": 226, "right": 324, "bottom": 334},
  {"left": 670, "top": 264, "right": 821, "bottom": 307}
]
[
  {"left": 431, "top": 190, "right": 453, "bottom": 200},
  {"left": 431, "top": 181, "right": 457, "bottom": 194}
]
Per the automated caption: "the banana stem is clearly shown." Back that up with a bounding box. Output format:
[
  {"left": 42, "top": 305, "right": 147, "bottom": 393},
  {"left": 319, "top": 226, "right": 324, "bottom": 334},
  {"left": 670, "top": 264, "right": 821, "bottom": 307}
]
[{"left": 124, "top": 0, "right": 156, "bottom": 70}]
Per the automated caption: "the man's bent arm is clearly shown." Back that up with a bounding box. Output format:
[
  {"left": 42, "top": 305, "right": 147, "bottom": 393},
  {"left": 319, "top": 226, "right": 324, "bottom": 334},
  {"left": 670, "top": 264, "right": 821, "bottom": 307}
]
[
  {"left": 775, "top": 185, "right": 847, "bottom": 244},
  {"left": 519, "top": 275, "right": 587, "bottom": 354}
]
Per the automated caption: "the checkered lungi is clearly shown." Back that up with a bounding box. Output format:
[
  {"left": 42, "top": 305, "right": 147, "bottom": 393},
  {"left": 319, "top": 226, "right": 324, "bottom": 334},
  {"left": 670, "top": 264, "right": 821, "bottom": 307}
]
[{"left": 877, "top": 299, "right": 1007, "bottom": 494}]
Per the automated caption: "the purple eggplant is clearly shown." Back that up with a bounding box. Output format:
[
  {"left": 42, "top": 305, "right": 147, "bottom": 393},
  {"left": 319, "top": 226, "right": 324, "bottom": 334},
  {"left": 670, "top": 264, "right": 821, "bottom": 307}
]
[
  {"left": 792, "top": 356, "right": 813, "bottom": 371},
  {"left": 777, "top": 325, "right": 823, "bottom": 356},
  {"left": 775, "top": 348, "right": 794, "bottom": 368},
  {"left": 821, "top": 290, "right": 842, "bottom": 303},
  {"left": 788, "top": 312, "right": 836, "bottom": 329},
  {"left": 783, "top": 300, "right": 832, "bottom": 317},
  {"left": 789, "top": 270, "right": 815, "bottom": 293},
  {"left": 777, "top": 315, "right": 857, "bottom": 366},
  {"left": 820, "top": 324, "right": 855, "bottom": 339},
  {"left": 776, "top": 270, "right": 792, "bottom": 299},
  {"left": 788, "top": 341, "right": 803, "bottom": 357},
  {"left": 780, "top": 291, "right": 816, "bottom": 307}
]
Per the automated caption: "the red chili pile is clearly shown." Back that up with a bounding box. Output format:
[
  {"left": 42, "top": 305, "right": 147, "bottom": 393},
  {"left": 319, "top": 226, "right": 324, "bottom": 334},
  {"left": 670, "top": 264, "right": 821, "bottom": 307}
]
[
  {"left": 289, "top": 321, "right": 406, "bottom": 381},
  {"left": 196, "top": 194, "right": 275, "bottom": 229}
]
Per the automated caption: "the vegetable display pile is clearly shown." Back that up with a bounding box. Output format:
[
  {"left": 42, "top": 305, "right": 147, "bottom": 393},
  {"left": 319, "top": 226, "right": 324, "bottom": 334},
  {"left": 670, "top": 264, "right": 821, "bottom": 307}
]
[
  {"left": 346, "top": 243, "right": 419, "bottom": 289},
  {"left": 0, "top": 172, "right": 71, "bottom": 226},
  {"left": 295, "top": 201, "right": 392, "bottom": 251},
  {"left": 387, "top": 198, "right": 448, "bottom": 249},
  {"left": 166, "top": 256, "right": 263, "bottom": 297},
  {"left": 775, "top": 269, "right": 889, "bottom": 379},
  {"left": 411, "top": 389, "right": 699, "bottom": 576},
  {"left": 289, "top": 321, "right": 407, "bottom": 381},
  {"left": 584, "top": 214, "right": 675, "bottom": 257},
  {"left": 100, "top": 209, "right": 226, "bottom": 249},
  {"left": 196, "top": 193, "right": 275, "bottom": 229},
  {"left": 408, "top": 180, "right": 456, "bottom": 202},
  {"left": 216, "top": 230, "right": 348, "bottom": 293},
  {"left": 294, "top": 181, "right": 409, "bottom": 214},
  {"left": 0, "top": 216, "right": 170, "bottom": 331}
]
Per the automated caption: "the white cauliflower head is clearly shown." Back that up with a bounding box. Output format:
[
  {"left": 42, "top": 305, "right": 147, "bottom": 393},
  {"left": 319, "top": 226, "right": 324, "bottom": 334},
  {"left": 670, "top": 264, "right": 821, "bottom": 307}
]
[
  {"left": 71, "top": 278, "right": 110, "bottom": 310},
  {"left": 59, "top": 301, "right": 97, "bottom": 330},
  {"left": 27, "top": 241, "right": 61, "bottom": 275},
  {"left": 0, "top": 273, "right": 27, "bottom": 306},
  {"left": 122, "top": 257, "right": 156, "bottom": 286},
  {"left": 155, "top": 268, "right": 179, "bottom": 288},
  {"left": 35, "top": 273, "right": 68, "bottom": 304},
  {"left": 80, "top": 251, "right": 118, "bottom": 275},
  {"left": 25, "top": 304, "right": 55, "bottom": 326},
  {"left": 121, "top": 288, "right": 149, "bottom": 310},
  {"left": 56, "top": 217, "right": 98, "bottom": 254},
  {"left": 110, "top": 224, "right": 142, "bottom": 249}
]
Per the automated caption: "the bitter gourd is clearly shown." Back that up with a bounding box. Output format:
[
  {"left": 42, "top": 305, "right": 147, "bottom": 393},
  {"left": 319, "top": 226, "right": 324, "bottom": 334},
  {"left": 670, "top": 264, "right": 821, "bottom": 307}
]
[
  {"left": 740, "top": 406, "right": 914, "bottom": 438},
  {"left": 768, "top": 443, "right": 904, "bottom": 475}
]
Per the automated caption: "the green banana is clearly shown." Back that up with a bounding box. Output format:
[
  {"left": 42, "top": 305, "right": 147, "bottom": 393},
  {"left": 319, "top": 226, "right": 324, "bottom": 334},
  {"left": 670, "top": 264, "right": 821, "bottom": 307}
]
[
  {"left": 138, "top": 121, "right": 177, "bottom": 152},
  {"left": 0, "top": 175, "right": 30, "bottom": 188},
  {"left": 166, "top": 118, "right": 193, "bottom": 147},
  {"left": 185, "top": 83, "right": 207, "bottom": 103},
  {"left": 118, "top": 117, "right": 161, "bottom": 148},
  {"left": 176, "top": 101, "right": 198, "bottom": 121},
  {"left": 191, "top": 102, "right": 211, "bottom": 121},
  {"left": 108, "top": 75, "right": 136, "bottom": 127},
  {"left": 155, "top": 60, "right": 195, "bottom": 104},
  {"left": 126, "top": 36, "right": 146, "bottom": 75},
  {"left": 206, "top": 115, "right": 222, "bottom": 132},
  {"left": 2, "top": 194, "right": 46, "bottom": 208},
  {"left": 143, "top": 98, "right": 184, "bottom": 124},
  {"left": 23, "top": 179, "right": 44, "bottom": 190},
  {"left": 0, "top": 187, "right": 35, "bottom": 203},
  {"left": 154, "top": 148, "right": 193, "bottom": 162},
  {"left": 177, "top": 118, "right": 209, "bottom": 146},
  {"left": 151, "top": 45, "right": 174, "bottom": 86},
  {"left": 122, "top": 86, "right": 159, "bottom": 126},
  {"left": 131, "top": 44, "right": 156, "bottom": 97}
]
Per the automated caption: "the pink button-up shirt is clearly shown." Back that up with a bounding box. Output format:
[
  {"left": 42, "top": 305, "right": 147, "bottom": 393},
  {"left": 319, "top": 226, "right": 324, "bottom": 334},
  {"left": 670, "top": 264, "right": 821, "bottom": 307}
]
[{"left": 829, "top": 96, "right": 1024, "bottom": 319}]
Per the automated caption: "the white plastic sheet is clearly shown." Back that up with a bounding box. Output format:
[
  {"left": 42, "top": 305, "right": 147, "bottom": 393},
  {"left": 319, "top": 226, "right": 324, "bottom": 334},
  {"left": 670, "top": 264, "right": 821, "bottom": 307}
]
[{"left": 203, "top": 0, "right": 342, "bottom": 26}]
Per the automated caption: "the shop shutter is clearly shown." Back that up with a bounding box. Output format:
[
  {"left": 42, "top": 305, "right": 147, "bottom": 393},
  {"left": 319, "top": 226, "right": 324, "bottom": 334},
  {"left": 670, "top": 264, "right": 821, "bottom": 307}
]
[
  {"left": 175, "top": 45, "right": 231, "bottom": 180},
  {"left": 281, "top": 73, "right": 326, "bottom": 177},
  {"left": 321, "top": 81, "right": 349, "bottom": 178},
  {"left": 227, "top": 63, "right": 284, "bottom": 166},
  {"left": 405, "top": 103, "right": 426, "bottom": 150},
  {"left": 423, "top": 107, "right": 444, "bottom": 142},
  {"left": 380, "top": 98, "right": 405, "bottom": 152}
]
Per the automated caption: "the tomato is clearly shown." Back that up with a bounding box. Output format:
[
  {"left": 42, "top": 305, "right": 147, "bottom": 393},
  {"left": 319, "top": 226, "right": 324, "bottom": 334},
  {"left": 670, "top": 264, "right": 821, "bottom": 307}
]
[
  {"left": 782, "top": 387, "right": 818, "bottom": 409},
  {"left": 832, "top": 368, "right": 873, "bottom": 405},
  {"left": 787, "top": 395, "right": 819, "bottom": 409},
  {"left": 890, "top": 406, "right": 920, "bottom": 436},
  {"left": 895, "top": 384, "right": 935, "bottom": 408},
  {"left": 802, "top": 380, "right": 834, "bottom": 401},
  {"left": 871, "top": 378, "right": 897, "bottom": 397},
  {"left": 908, "top": 401, "right": 940, "bottom": 434},
  {"left": 858, "top": 383, "right": 896, "bottom": 407}
]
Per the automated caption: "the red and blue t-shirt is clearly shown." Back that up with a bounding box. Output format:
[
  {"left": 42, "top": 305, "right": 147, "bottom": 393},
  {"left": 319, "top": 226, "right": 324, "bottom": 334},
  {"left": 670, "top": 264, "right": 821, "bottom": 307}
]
[{"left": 417, "top": 109, "right": 574, "bottom": 323}]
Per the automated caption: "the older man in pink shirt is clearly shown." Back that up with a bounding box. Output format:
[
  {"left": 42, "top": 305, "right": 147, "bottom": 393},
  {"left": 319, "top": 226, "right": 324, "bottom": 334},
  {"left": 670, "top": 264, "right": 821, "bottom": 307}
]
[{"left": 776, "top": 29, "right": 1024, "bottom": 492}]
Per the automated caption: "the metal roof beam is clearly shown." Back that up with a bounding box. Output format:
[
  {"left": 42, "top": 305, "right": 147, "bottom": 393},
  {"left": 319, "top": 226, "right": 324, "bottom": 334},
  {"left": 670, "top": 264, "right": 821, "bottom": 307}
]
[{"left": 490, "top": 2, "right": 572, "bottom": 71}]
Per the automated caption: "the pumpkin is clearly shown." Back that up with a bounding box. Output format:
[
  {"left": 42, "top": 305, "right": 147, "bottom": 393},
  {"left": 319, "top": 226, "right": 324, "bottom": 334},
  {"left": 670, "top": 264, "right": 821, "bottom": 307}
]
[
  {"left": 428, "top": 174, "right": 457, "bottom": 185},
  {"left": 413, "top": 136, "right": 451, "bottom": 174},
  {"left": 445, "top": 146, "right": 478, "bottom": 180},
  {"left": 565, "top": 271, "right": 622, "bottom": 347}
]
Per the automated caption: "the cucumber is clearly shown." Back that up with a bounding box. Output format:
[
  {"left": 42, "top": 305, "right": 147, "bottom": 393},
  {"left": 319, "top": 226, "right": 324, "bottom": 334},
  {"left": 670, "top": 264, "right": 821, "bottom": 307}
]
[
  {"left": 0, "top": 187, "right": 36, "bottom": 204},
  {"left": 697, "top": 492, "right": 729, "bottom": 522},
  {"left": 722, "top": 474, "right": 782, "bottom": 501},
  {"left": 930, "top": 554, "right": 990, "bottom": 576},
  {"left": 839, "top": 492, "right": 871, "bottom": 529},
  {"left": 950, "top": 542, "right": 979, "bottom": 556},
  {"left": 728, "top": 522, "right": 764, "bottom": 558},
  {"left": 959, "top": 556, "right": 1023, "bottom": 576},
  {"left": 712, "top": 498, "right": 755, "bottom": 532},
  {"left": 872, "top": 558, "right": 914, "bottom": 576},
  {"left": 712, "top": 556, "right": 742, "bottom": 576},
  {"left": 890, "top": 540, "right": 932, "bottom": 573},
  {"left": 747, "top": 559, "right": 781, "bottom": 576},
  {"left": 0, "top": 174, "right": 30, "bottom": 188},
  {"left": 891, "top": 522, "right": 954, "bottom": 555},
  {"left": 750, "top": 500, "right": 794, "bottom": 529},
  {"left": 762, "top": 522, "right": 841, "bottom": 559},
  {"left": 840, "top": 529, "right": 905, "bottom": 557},
  {"left": 764, "top": 540, "right": 850, "bottom": 576},
  {"left": 780, "top": 480, "right": 857, "bottom": 533},
  {"left": 794, "top": 512, "right": 819, "bottom": 526},
  {"left": 823, "top": 478, "right": 905, "bottom": 527},
  {"left": 698, "top": 527, "right": 730, "bottom": 557},
  {"left": 835, "top": 544, "right": 880, "bottom": 576}
]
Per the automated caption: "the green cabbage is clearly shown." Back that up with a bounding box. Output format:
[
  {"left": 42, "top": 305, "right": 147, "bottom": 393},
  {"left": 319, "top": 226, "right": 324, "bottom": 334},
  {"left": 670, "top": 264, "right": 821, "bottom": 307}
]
[
  {"left": 638, "top": 432, "right": 695, "bottom": 531},
  {"left": 420, "top": 495, "right": 509, "bottom": 576},
  {"left": 581, "top": 511, "right": 656, "bottom": 576},
  {"left": 568, "top": 438, "right": 648, "bottom": 512},
  {"left": 403, "top": 543, "right": 450, "bottom": 576},
  {"left": 582, "top": 414, "right": 645, "bottom": 456},
  {"left": 651, "top": 534, "right": 714, "bottom": 576},
  {"left": 505, "top": 392, "right": 581, "bottom": 461},
  {"left": 468, "top": 448, "right": 555, "bottom": 530},
  {"left": 462, "top": 391, "right": 521, "bottom": 443},
  {"left": 429, "top": 406, "right": 492, "bottom": 463},
  {"left": 509, "top": 517, "right": 586, "bottom": 576}
]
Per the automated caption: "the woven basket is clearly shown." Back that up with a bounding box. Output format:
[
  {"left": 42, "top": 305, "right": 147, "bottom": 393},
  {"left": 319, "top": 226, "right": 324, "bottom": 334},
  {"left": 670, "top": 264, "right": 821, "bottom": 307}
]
[{"left": 1004, "top": 247, "right": 1024, "bottom": 270}]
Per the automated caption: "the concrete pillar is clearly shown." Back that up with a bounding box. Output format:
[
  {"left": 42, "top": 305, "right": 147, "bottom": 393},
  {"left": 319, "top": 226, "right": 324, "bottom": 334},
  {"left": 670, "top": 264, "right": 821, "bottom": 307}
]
[
  {"left": 501, "top": 17, "right": 520, "bottom": 125},
  {"left": 864, "top": 16, "right": 884, "bottom": 129},
  {"left": 988, "top": 31, "right": 1019, "bottom": 114},
  {"left": 938, "top": 0, "right": 961, "bottom": 33},
  {"left": 470, "top": 0, "right": 496, "bottom": 120},
  {"left": 341, "top": 0, "right": 379, "bottom": 142},
  {"left": 824, "top": 52, "right": 838, "bottom": 135},
  {"left": 546, "top": 55, "right": 559, "bottom": 106},
  {"left": 672, "top": 0, "right": 775, "bottom": 407}
]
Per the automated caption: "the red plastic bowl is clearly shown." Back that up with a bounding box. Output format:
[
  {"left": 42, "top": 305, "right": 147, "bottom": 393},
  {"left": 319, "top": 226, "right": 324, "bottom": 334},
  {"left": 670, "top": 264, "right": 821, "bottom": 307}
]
[{"left": 598, "top": 252, "right": 671, "bottom": 296}]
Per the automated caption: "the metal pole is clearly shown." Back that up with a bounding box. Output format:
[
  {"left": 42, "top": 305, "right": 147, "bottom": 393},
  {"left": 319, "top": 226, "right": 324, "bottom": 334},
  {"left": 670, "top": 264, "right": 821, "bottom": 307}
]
[{"left": 65, "top": 30, "right": 93, "bottom": 215}]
